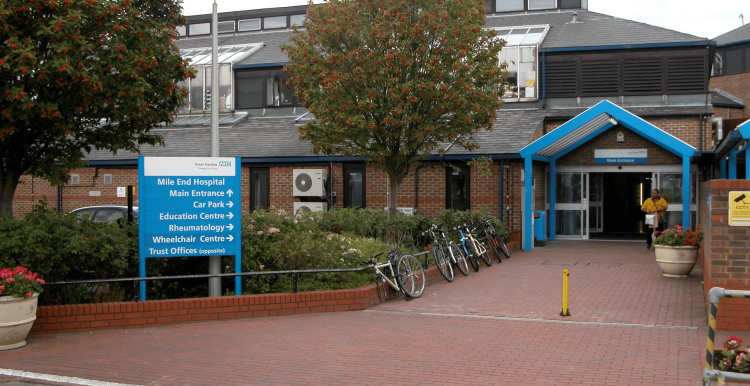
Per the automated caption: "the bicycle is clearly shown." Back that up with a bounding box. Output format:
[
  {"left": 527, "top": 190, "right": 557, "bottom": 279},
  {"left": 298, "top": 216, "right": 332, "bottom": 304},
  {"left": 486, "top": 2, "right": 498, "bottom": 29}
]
[
  {"left": 363, "top": 247, "right": 426, "bottom": 302},
  {"left": 455, "top": 224, "right": 481, "bottom": 272},
  {"left": 465, "top": 223, "right": 493, "bottom": 267},
  {"left": 418, "top": 224, "right": 455, "bottom": 282},
  {"left": 478, "top": 219, "right": 510, "bottom": 263}
]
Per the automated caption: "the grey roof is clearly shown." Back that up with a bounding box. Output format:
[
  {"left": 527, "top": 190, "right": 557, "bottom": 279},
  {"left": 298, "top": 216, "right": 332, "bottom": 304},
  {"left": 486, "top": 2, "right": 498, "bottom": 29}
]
[
  {"left": 714, "top": 23, "right": 750, "bottom": 46},
  {"left": 483, "top": 10, "right": 707, "bottom": 50},
  {"left": 710, "top": 89, "right": 744, "bottom": 108},
  {"left": 175, "top": 9, "right": 709, "bottom": 68},
  {"left": 445, "top": 110, "right": 544, "bottom": 155}
]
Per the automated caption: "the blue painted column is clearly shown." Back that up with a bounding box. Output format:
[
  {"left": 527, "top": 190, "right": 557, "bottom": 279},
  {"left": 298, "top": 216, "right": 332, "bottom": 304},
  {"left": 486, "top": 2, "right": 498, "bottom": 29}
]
[
  {"left": 682, "top": 157, "right": 691, "bottom": 229},
  {"left": 524, "top": 157, "right": 533, "bottom": 251},
  {"left": 549, "top": 160, "right": 557, "bottom": 241},
  {"left": 746, "top": 142, "right": 750, "bottom": 180},
  {"left": 729, "top": 149, "right": 738, "bottom": 180},
  {"left": 720, "top": 157, "right": 727, "bottom": 179}
]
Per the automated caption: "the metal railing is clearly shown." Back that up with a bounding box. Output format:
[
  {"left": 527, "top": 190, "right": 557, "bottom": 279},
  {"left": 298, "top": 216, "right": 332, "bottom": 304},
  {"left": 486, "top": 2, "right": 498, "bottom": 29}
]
[{"left": 703, "top": 287, "right": 750, "bottom": 386}]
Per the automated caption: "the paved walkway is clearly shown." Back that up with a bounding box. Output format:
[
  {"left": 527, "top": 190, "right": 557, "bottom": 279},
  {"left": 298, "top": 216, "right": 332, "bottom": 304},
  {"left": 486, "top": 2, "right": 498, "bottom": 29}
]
[{"left": 0, "top": 241, "right": 708, "bottom": 385}]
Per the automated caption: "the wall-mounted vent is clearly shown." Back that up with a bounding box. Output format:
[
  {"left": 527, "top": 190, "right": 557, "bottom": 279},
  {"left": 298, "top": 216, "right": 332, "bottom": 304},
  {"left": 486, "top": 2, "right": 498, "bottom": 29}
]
[
  {"left": 623, "top": 58, "right": 663, "bottom": 94},
  {"left": 667, "top": 57, "right": 706, "bottom": 93},
  {"left": 545, "top": 61, "right": 578, "bottom": 97},
  {"left": 70, "top": 175, "right": 80, "bottom": 185},
  {"left": 580, "top": 60, "right": 619, "bottom": 95},
  {"left": 103, "top": 174, "right": 113, "bottom": 184}
]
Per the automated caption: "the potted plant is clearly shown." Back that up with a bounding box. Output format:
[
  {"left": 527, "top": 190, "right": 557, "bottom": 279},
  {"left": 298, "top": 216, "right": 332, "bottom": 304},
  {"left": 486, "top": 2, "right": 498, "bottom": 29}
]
[
  {"left": 716, "top": 336, "right": 750, "bottom": 374},
  {"left": 652, "top": 225, "right": 703, "bottom": 277},
  {"left": 0, "top": 267, "right": 44, "bottom": 350}
]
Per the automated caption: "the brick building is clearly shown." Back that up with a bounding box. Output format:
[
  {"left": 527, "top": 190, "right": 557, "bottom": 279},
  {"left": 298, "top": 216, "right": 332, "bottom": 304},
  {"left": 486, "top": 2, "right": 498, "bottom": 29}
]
[{"left": 15, "top": 1, "right": 720, "bottom": 251}]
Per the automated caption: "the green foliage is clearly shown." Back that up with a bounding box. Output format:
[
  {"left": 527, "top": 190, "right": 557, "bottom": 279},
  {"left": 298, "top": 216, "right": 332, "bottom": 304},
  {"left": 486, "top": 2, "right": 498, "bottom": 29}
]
[
  {"left": 282, "top": 0, "right": 505, "bottom": 219},
  {"left": 0, "top": 0, "right": 191, "bottom": 215},
  {"left": 0, "top": 205, "right": 137, "bottom": 305}
]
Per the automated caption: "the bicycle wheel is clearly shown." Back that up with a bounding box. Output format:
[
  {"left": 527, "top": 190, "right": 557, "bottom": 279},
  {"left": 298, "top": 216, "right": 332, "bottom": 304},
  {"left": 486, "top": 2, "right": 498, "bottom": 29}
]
[
  {"left": 496, "top": 235, "right": 511, "bottom": 258},
  {"left": 476, "top": 240, "right": 492, "bottom": 267},
  {"left": 433, "top": 246, "right": 454, "bottom": 282},
  {"left": 449, "top": 242, "right": 470, "bottom": 276},
  {"left": 486, "top": 232, "right": 503, "bottom": 263},
  {"left": 466, "top": 242, "right": 480, "bottom": 272},
  {"left": 397, "top": 254, "right": 426, "bottom": 299}
]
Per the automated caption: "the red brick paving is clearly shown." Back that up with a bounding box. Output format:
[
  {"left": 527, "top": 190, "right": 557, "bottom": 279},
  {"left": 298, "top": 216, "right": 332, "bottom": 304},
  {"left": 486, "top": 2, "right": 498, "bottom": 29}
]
[{"left": 0, "top": 241, "right": 708, "bottom": 385}]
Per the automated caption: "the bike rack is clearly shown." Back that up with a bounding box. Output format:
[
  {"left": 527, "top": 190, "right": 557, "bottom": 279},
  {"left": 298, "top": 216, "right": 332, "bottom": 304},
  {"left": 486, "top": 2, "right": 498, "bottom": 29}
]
[{"left": 703, "top": 287, "right": 750, "bottom": 386}]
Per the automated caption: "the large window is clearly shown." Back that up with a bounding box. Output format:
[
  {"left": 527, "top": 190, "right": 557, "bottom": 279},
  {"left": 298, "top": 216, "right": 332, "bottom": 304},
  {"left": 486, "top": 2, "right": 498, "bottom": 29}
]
[
  {"left": 528, "top": 0, "right": 556, "bottom": 10},
  {"left": 446, "top": 166, "right": 470, "bottom": 210},
  {"left": 344, "top": 165, "right": 366, "bottom": 208},
  {"left": 727, "top": 49, "right": 743, "bottom": 75},
  {"left": 496, "top": 26, "right": 547, "bottom": 101},
  {"left": 250, "top": 168, "right": 270, "bottom": 211},
  {"left": 235, "top": 70, "right": 301, "bottom": 109},
  {"left": 264, "top": 16, "right": 286, "bottom": 29},
  {"left": 290, "top": 14, "right": 306, "bottom": 27},
  {"left": 217, "top": 21, "right": 235, "bottom": 33},
  {"left": 238, "top": 19, "right": 261, "bottom": 31},
  {"left": 189, "top": 23, "right": 210, "bottom": 36}
]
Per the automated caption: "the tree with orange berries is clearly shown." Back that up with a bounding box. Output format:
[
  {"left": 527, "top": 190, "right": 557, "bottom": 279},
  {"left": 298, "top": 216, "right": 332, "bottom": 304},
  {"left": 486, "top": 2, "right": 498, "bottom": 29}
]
[
  {"left": 283, "top": 0, "right": 505, "bottom": 219},
  {"left": 0, "top": 0, "right": 191, "bottom": 215}
]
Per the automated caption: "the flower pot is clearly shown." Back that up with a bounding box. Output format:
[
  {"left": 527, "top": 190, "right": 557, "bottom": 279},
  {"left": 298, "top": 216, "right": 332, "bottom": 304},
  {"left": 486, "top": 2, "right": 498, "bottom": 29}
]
[
  {"left": 0, "top": 294, "right": 38, "bottom": 350},
  {"left": 653, "top": 245, "right": 699, "bottom": 278}
]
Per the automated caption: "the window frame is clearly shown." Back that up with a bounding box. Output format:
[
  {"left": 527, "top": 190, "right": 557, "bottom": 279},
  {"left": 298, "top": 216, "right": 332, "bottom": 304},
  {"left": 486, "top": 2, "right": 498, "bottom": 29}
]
[
  {"left": 343, "top": 165, "right": 367, "bottom": 208},
  {"left": 445, "top": 165, "right": 471, "bottom": 211},
  {"left": 527, "top": 0, "right": 557, "bottom": 10},
  {"left": 250, "top": 168, "right": 270, "bottom": 212},
  {"left": 189, "top": 23, "right": 210, "bottom": 36},
  {"left": 726, "top": 48, "right": 744, "bottom": 75},
  {"left": 235, "top": 69, "right": 302, "bottom": 108},
  {"left": 238, "top": 18, "right": 261, "bottom": 32},
  {"left": 217, "top": 20, "right": 235, "bottom": 33},
  {"left": 263, "top": 15, "right": 288, "bottom": 30}
]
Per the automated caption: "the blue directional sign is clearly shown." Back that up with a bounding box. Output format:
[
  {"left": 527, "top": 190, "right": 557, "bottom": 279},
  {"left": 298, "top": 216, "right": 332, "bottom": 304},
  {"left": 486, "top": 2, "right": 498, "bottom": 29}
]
[{"left": 138, "top": 157, "right": 242, "bottom": 299}]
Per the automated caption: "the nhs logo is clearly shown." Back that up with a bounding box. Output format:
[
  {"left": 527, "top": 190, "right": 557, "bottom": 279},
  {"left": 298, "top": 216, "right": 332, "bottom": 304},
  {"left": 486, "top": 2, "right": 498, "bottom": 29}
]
[{"left": 219, "top": 161, "right": 232, "bottom": 167}]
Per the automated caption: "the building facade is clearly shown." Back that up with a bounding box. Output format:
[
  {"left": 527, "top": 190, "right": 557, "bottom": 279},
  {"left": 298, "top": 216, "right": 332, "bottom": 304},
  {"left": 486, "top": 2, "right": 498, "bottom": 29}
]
[{"left": 15, "top": 1, "right": 720, "bottom": 251}]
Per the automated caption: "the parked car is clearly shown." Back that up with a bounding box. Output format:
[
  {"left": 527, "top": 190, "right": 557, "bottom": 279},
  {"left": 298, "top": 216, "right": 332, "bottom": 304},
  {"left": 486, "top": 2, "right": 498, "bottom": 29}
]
[{"left": 70, "top": 206, "right": 139, "bottom": 223}]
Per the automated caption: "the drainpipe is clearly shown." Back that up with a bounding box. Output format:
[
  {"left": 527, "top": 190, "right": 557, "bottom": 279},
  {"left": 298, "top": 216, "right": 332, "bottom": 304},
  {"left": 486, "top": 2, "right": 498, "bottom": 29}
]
[
  {"left": 542, "top": 52, "right": 546, "bottom": 109},
  {"left": 499, "top": 160, "right": 505, "bottom": 223},
  {"left": 56, "top": 184, "right": 62, "bottom": 213},
  {"left": 415, "top": 163, "right": 420, "bottom": 212}
]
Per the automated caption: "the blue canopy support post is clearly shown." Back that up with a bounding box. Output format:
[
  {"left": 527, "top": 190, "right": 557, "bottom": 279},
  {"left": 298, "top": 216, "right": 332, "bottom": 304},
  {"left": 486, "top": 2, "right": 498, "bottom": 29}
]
[
  {"left": 720, "top": 157, "right": 727, "bottom": 179},
  {"left": 682, "top": 156, "right": 691, "bottom": 229},
  {"left": 729, "top": 149, "right": 738, "bottom": 180},
  {"left": 549, "top": 160, "right": 557, "bottom": 241},
  {"left": 524, "top": 157, "right": 533, "bottom": 251},
  {"left": 745, "top": 142, "right": 749, "bottom": 180}
]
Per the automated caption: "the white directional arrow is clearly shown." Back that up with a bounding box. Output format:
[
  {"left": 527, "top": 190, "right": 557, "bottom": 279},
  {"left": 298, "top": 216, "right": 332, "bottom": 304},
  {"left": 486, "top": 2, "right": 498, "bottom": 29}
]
[
  {"left": 227, "top": 201, "right": 234, "bottom": 208},
  {"left": 227, "top": 223, "right": 234, "bottom": 231},
  {"left": 227, "top": 212, "right": 234, "bottom": 219},
  {"left": 226, "top": 189, "right": 234, "bottom": 197},
  {"left": 227, "top": 234, "right": 234, "bottom": 242}
]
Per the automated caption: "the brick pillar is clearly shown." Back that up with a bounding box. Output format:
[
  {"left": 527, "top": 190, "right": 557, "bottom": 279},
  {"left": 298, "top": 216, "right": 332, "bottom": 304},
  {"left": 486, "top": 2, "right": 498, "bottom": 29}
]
[{"left": 701, "top": 180, "right": 750, "bottom": 331}]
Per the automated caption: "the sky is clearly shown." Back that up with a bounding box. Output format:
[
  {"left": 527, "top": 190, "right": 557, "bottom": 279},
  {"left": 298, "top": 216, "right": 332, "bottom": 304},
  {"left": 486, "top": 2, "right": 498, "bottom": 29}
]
[{"left": 180, "top": 0, "right": 749, "bottom": 39}]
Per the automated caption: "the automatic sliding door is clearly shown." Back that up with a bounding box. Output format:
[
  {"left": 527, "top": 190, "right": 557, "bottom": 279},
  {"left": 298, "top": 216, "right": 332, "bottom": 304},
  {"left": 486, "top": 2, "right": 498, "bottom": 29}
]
[{"left": 556, "top": 172, "right": 586, "bottom": 238}]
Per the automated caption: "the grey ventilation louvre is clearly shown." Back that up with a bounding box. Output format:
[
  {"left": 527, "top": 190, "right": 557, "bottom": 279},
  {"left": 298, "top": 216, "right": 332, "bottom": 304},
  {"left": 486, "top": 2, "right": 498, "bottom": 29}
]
[
  {"left": 70, "top": 175, "right": 80, "bottom": 185},
  {"left": 103, "top": 174, "right": 112, "bottom": 184}
]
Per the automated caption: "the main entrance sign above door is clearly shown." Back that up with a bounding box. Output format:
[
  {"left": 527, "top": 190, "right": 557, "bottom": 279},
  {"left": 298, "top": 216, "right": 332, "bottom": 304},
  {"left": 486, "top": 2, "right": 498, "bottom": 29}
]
[{"left": 594, "top": 149, "right": 647, "bottom": 164}]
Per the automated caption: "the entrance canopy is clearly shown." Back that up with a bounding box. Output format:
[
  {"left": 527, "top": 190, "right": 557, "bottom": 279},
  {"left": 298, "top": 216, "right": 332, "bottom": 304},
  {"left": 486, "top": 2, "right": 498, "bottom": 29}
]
[
  {"left": 714, "top": 119, "right": 750, "bottom": 180},
  {"left": 518, "top": 100, "right": 697, "bottom": 251}
]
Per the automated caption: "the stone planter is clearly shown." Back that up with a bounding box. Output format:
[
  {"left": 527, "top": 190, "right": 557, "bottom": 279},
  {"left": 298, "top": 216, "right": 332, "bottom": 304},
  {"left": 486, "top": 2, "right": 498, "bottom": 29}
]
[
  {"left": 653, "top": 245, "right": 699, "bottom": 278},
  {"left": 0, "top": 294, "right": 38, "bottom": 350}
]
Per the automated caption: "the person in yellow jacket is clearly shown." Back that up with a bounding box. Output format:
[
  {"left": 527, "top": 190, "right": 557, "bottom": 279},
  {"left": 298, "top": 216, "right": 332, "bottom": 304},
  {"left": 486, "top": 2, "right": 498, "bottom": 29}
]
[{"left": 641, "top": 188, "right": 668, "bottom": 250}]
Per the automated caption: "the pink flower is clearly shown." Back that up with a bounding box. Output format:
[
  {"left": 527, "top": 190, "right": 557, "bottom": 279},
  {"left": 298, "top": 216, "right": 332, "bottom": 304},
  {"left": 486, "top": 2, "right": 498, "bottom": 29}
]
[
  {"left": 6, "top": 277, "right": 14, "bottom": 283},
  {"left": 258, "top": 265, "right": 265, "bottom": 270},
  {"left": 25, "top": 291, "right": 33, "bottom": 298},
  {"left": 257, "top": 231, "right": 264, "bottom": 235},
  {"left": 36, "top": 279, "right": 45, "bottom": 284},
  {"left": 293, "top": 220, "right": 298, "bottom": 224}
]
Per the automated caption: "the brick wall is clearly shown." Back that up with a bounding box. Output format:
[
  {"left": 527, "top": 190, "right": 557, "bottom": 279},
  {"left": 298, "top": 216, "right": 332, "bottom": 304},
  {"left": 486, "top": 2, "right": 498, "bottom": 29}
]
[
  {"left": 32, "top": 265, "right": 445, "bottom": 335},
  {"left": 700, "top": 179, "right": 750, "bottom": 331},
  {"left": 557, "top": 126, "right": 682, "bottom": 166},
  {"left": 711, "top": 73, "right": 750, "bottom": 119}
]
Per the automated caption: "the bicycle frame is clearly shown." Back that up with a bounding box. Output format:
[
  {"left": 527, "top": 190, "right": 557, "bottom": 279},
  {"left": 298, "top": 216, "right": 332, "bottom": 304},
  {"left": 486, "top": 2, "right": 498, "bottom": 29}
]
[
  {"left": 373, "top": 260, "right": 400, "bottom": 293},
  {"left": 464, "top": 225, "right": 487, "bottom": 256}
]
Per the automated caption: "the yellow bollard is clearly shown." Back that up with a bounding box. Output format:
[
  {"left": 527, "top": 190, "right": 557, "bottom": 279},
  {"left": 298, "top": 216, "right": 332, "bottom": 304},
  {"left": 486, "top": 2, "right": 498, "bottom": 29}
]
[{"left": 560, "top": 269, "right": 571, "bottom": 317}]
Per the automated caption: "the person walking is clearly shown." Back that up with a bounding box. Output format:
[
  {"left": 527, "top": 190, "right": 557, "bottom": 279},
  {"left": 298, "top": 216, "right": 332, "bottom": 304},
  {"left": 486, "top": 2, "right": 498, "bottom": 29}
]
[{"left": 641, "top": 188, "right": 668, "bottom": 250}]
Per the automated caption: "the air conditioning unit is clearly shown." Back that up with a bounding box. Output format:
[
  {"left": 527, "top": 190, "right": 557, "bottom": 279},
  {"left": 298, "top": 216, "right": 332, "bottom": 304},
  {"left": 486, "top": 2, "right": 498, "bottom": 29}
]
[
  {"left": 293, "top": 169, "right": 327, "bottom": 197},
  {"left": 384, "top": 207, "right": 415, "bottom": 216},
  {"left": 294, "top": 202, "right": 328, "bottom": 213}
]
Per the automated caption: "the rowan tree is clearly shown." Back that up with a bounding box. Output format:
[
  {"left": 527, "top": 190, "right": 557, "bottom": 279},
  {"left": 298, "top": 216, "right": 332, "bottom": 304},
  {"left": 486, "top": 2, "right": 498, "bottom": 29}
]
[
  {"left": 0, "top": 0, "right": 191, "bottom": 215},
  {"left": 283, "top": 0, "right": 505, "bottom": 219}
]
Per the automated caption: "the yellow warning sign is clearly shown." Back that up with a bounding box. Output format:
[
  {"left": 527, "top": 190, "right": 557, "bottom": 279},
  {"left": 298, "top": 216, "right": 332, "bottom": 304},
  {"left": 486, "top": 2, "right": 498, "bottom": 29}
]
[{"left": 729, "top": 191, "right": 750, "bottom": 226}]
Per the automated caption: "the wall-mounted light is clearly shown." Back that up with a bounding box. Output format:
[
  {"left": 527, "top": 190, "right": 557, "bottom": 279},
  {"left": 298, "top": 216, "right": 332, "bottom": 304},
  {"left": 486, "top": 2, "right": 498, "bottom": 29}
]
[
  {"left": 616, "top": 132, "right": 625, "bottom": 142},
  {"left": 609, "top": 117, "right": 619, "bottom": 126}
]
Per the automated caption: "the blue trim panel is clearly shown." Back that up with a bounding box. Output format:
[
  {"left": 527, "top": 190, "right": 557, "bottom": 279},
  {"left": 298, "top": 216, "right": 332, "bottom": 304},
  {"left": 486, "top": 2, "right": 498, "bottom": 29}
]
[
  {"left": 233, "top": 62, "right": 289, "bottom": 69},
  {"left": 729, "top": 149, "right": 738, "bottom": 180},
  {"left": 549, "top": 161, "right": 556, "bottom": 241},
  {"left": 682, "top": 157, "right": 691, "bottom": 229},
  {"left": 138, "top": 157, "right": 147, "bottom": 301},
  {"left": 540, "top": 40, "right": 714, "bottom": 53},
  {"left": 523, "top": 157, "right": 533, "bottom": 252}
]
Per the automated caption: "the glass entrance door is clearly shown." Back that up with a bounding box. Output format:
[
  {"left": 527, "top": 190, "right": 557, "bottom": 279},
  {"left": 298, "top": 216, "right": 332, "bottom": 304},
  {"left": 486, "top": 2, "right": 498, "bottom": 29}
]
[
  {"left": 555, "top": 172, "right": 589, "bottom": 239},
  {"left": 588, "top": 173, "right": 603, "bottom": 234}
]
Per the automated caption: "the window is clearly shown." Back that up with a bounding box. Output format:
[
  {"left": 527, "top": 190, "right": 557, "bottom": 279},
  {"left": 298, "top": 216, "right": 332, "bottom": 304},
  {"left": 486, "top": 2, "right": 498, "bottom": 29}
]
[
  {"left": 712, "top": 53, "right": 723, "bottom": 76},
  {"left": 559, "top": 0, "right": 580, "bottom": 8},
  {"left": 217, "top": 21, "right": 235, "bottom": 33},
  {"left": 266, "top": 76, "right": 294, "bottom": 106},
  {"left": 189, "top": 23, "right": 210, "bottom": 36},
  {"left": 745, "top": 49, "right": 750, "bottom": 73},
  {"left": 264, "top": 16, "right": 286, "bottom": 29},
  {"left": 496, "top": 0, "right": 524, "bottom": 12},
  {"left": 176, "top": 26, "right": 186, "bottom": 36},
  {"left": 528, "top": 0, "right": 556, "bottom": 10},
  {"left": 344, "top": 166, "right": 366, "bottom": 208},
  {"left": 190, "top": 66, "right": 204, "bottom": 110},
  {"left": 556, "top": 173, "right": 581, "bottom": 203},
  {"left": 446, "top": 166, "right": 470, "bottom": 210},
  {"left": 496, "top": 26, "right": 546, "bottom": 101},
  {"left": 238, "top": 19, "right": 261, "bottom": 31},
  {"left": 726, "top": 49, "right": 743, "bottom": 75},
  {"left": 290, "top": 14, "right": 306, "bottom": 27},
  {"left": 236, "top": 78, "right": 264, "bottom": 108},
  {"left": 250, "top": 168, "right": 270, "bottom": 211}
]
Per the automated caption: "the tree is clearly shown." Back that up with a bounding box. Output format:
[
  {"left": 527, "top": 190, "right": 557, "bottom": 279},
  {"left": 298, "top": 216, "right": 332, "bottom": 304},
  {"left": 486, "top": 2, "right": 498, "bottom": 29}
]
[
  {"left": 0, "top": 0, "right": 191, "bottom": 215},
  {"left": 283, "top": 0, "right": 504, "bottom": 219}
]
